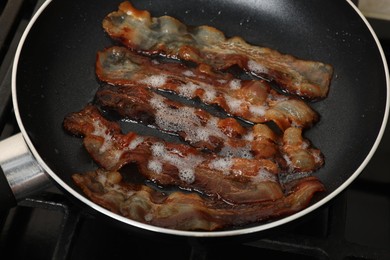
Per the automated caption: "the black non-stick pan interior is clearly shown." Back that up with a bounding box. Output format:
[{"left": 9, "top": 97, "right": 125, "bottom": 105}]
[{"left": 14, "top": 0, "right": 388, "bottom": 233}]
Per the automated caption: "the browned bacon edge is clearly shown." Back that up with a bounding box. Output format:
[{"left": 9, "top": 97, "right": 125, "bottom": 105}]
[
  {"left": 72, "top": 169, "right": 325, "bottom": 231},
  {"left": 96, "top": 46, "right": 319, "bottom": 131},
  {"left": 63, "top": 104, "right": 288, "bottom": 204},
  {"left": 102, "top": 1, "right": 333, "bottom": 100}
]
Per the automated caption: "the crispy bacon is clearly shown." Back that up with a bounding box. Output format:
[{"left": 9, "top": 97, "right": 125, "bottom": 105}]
[
  {"left": 96, "top": 46, "right": 319, "bottom": 130},
  {"left": 63, "top": 105, "right": 285, "bottom": 204},
  {"left": 72, "top": 169, "right": 325, "bottom": 231},
  {"left": 102, "top": 1, "right": 333, "bottom": 100}
]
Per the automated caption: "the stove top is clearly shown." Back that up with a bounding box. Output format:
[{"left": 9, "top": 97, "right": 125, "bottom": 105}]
[{"left": 1, "top": 1, "right": 389, "bottom": 259}]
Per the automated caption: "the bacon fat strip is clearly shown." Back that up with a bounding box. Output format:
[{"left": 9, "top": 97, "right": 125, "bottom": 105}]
[
  {"left": 63, "top": 105, "right": 284, "bottom": 204},
  {"left": 96, "top": 46, "right": 319, "bottom": 130},
  {"left": 102, "top": 1, "right": 333, "bottom": 100},
  {"left": 72, "top": 169, "right": 325, "bottom": 231}
]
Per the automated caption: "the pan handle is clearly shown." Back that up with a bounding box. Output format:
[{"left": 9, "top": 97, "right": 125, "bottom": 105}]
[{"left": 0, "top": 133, "right": 51, "bottom": 211}]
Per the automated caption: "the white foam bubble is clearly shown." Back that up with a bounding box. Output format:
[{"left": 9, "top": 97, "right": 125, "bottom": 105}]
[
  {"left": 255, "top": 168, "right": 277, "bottom": 182},
  {"left": 219, "top": 145, "right": 253, "bottom": 159},
  {"left": 177, "top": 82, "right": 199, "bottom": 98},
  {"left": 229, "top": 79, "right": 241, "bottom": 90},
  {"left": 147, "top": 159, "right": 163, "bottom": 174},
  {"left": 148, "top": 143, "right": 205, "bottom": 184},
  {"left": 182, "top": 70, "right": 195, "bottom": 77},
  {"left": 301, "top": 141, "right": 309, "bottom": 149},
  {"left": 203, "top": 87, "right": 216, "bottom": 102},
  {"left": 242, "top": 132, "right": 254, "bottom": 141},
  {"left": 224, "top": 95, "right": 243, "bottom": 113},
  {"left": 128, "top": 136, "right": 144, "bottom": 150},
  {"left": 92, "top": 120, "right": 113, "bottom": 153},
  {"left": 179, "top": 168, "right": 196, "bottom": 183},
  {"left": 140, "top": 75, "right": 167, "bottom": 88},
  {"left": 209, "top": 157, "right": 233, "bottom": 172},
  {"left": 144, "top": 213, "right": 153, "bottom": 221},
  {"left": 91, "top": 120, "right": 125, "bottom": 166},
  {"left": 177, "top": 81, "right": 219, "bottom": 104},
  {"left": 247, "top": 60, "right": 269, "bottom": 75},
  {"left": 249, "top": 105, "right": 266, "bottom": 116},
  {"left": 151, "top": 142, "right": 165, "bottom": 157},
  {"left": 149, "top": 95, "right": 227, "bottom": 145}
]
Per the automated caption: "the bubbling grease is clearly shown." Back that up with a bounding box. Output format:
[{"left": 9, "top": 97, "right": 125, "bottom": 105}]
[
  {"left": 149, "top": 94, "right": 228, "bottom": 145},
  {"left": 229, "top": 79, "right": 241, "bottom": 90},
  {"left": 219, "top": 144, "right": 253, "bottom": 159},
  {"left": 208, "top": 157, "right": 234, "bottom": 174},
  {"left": 140, "top": 75, "right": 167, "bottom": 88},
  {"left": 139, "top": 74, "right": 268, "bottom": 120},
  {"left": 208, "top": 156, "right": 278, "bottom": 182},
  {"left": 149, "top": 142, "right": 205, "bottom": 183},
  {"left": 90, "top": 104, "right": 278, "bottom": 186}
]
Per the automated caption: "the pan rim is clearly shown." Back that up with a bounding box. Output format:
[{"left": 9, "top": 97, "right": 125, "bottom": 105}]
[{"left": 11, "top": 0, "right": 390, "bottom": 237}]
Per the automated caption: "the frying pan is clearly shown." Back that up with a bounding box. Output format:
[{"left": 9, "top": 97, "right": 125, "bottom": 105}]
[{"left": 0, "top": 0, "right": 388, "bottom": 237}]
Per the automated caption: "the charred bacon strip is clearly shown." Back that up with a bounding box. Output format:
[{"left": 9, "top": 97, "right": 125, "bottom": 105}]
[
  {"left": 64, "top": 105, "right": 284, "bottom": 204},
  {"left": 96, "top": 46, "right": 319, "bottom": 130},
  {"left": 72, "top": 169, "right": 325, "bottom": 231},
  {"left": 102, "top": 1, "right": 333, "bottom": 100}
]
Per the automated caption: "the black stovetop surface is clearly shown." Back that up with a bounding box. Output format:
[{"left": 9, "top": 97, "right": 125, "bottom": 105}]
[{"left": 1, "top": 1, "right": 389, "bottom": 259}]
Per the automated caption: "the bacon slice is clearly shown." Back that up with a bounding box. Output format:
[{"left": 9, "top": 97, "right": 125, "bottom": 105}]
[
  {"left": 72, "top": 169, "right": 325, "bottom": 231},
  {"left": 63, "top": 105, "right": 285, "bottom": 204},
  {"left": 95, "top": 84, "right": 324, "bottom": 173},
  {"left": 96, "top": 84, "right": 247, "bottom": 153},
  {"left": 96, "top": 84, "right": 281, "bottom": 160},
  {"left": 102, "top": 1, "right": 333, "bottom": 100},
  {"left": 96, "top": 46, "right": 319, "bottom": 130}
]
